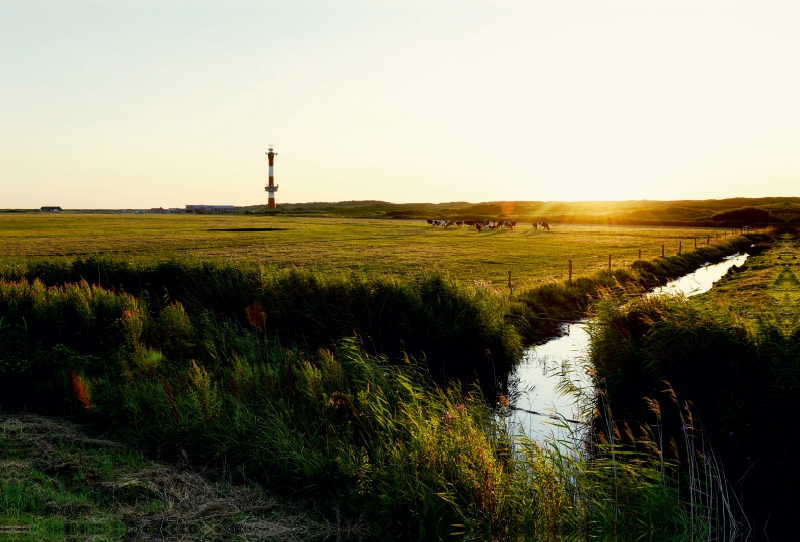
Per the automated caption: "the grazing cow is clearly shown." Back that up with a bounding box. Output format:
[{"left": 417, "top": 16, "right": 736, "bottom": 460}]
[
  {"left": 532, "top": 222, "right": 538, "bottom": 230},
  {"left": 538, "top": 221, "right": 550, "bottom": 230},
  {"left": 476, "top": 223, "right": 482, "bottom": 232}
]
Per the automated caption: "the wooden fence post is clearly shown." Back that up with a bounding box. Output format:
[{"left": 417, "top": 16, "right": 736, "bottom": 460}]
[
  {"left": 638, "top": 249, "right": 641, "bottom": 261},
  {"left": 508, "top": 270, "right": 513, "bottom": 297},
  {"left": 568, "top": 260, "right": 573, "bottom": 283},
  {"left": 679, "top": 241, "right": 682, "bottom": 255},
  {"left": 694, "top": 238, "right": 697, "bottom": 249}
]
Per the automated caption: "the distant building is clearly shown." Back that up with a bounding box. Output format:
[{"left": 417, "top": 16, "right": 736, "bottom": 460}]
[
  {"left": 186, "top": 205, "right": 235, "bottom": 213},
  {"left": 40, "top": 206, "right": 62, "bottom": 212},
  {"left": 150, "top": 207, "right": 166, "bottom": 213}
]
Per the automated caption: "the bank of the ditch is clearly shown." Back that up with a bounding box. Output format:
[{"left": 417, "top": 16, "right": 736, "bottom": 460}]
[
  {"left": 512, "top": 233, "right": 770, "bottom": 344},
  {"left": 588, "top": 232, "right": 800, "bottom": 540}
]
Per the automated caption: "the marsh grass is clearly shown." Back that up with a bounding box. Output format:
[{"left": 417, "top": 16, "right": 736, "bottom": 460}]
[
  {"left": 589, "top": 286, "right": 800, "bottom": 539},
  {"left": 96, "top": 336, "right": 720, "bottom": 540},
  {"left": 0, "top": 266, "right": 522, "bottom": 409}
]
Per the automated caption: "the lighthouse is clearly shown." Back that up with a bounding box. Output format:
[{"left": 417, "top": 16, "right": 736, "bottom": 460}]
[{"left": 264, "top": 146, "right": 278, "bottom": 209}]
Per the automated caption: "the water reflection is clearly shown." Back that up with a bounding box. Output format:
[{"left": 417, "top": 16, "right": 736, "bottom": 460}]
[
  {"left": 650, "top": 252, "right": 748, "bottom": 297},
  {"left": 509, "top": 253, "right": 749, "bottom": 440}
]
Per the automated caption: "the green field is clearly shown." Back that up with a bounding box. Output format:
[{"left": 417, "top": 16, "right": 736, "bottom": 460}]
[
  {"left": 693, "top": 231, "right": 800, "bottom": 322},
  {"left": 0, "top": 214, "right": 737, "bottom": 286}
]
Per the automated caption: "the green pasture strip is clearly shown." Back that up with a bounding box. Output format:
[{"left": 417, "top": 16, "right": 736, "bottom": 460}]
[
  {"left": 0, "top": 214, "right": 746, "bottom": 285},
  {"left": 588, "top": 230, "right": 800, "bottom": 537},
  {"left": 691, "top": 232, "right": 800, "bottom": 327}
]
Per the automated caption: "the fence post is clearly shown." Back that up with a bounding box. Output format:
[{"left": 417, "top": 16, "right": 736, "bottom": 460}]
[
  {"left": 568, "top": 260, "right": 573, "bottom": 283},
  {"left": 694, "top": 238, "right": 697, "bottom": 249},
  {"left": 638, "top": 249, "right": 641, "bottom": 261},
  {"left": 508, "top": 270, "right": 513, "bottom": 297},
  {"left": 707, "top": 236, "right": 710, "bottom": 245},
  {"left": 608, "top": 254, "right": 612, "bottom": 272},
  {"left": 679, "top": 241, "right": 682, "bottom": 255}
]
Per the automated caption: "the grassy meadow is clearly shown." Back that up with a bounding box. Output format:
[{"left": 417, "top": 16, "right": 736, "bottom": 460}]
[{"left": 0, "top": 214, "right": 738, "bottom": 285}]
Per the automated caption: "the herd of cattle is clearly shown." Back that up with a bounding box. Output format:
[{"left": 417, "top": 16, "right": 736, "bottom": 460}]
[{"left": 425, "top": 219, "right": 550, "bottom": 232}]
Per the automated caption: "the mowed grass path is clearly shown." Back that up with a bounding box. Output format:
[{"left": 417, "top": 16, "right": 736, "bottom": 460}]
[{"left": 0, "top": 214, "right": 734, "bottom": 284}]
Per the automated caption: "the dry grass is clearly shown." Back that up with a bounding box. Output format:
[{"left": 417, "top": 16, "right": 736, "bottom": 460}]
[{"left": 0, "top": 413, "right": 365, "bottom": 541}]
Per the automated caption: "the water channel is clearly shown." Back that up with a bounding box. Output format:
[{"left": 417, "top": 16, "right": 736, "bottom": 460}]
[{"left": 508, "top": 251, "right": 751, "bottom": 441}]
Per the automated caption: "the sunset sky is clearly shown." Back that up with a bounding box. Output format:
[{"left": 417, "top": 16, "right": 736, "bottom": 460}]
[{"left": 2, "top": 0, "right": 800, "bottom": 208}]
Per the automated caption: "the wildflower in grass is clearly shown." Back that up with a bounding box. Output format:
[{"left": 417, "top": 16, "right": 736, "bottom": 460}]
[
  {"left": 189, "top": 360, "right": 219, "bottom": 424},
  {"left": 69, "top": 369, "right": 92, "bottom": 412},
  {"left": 245, "top": 301, "right": 266, "bottom": 328}
]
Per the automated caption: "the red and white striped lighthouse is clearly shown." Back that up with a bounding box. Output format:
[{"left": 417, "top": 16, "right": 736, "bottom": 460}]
[{"left": 264, "top": 146, "right": 278, "bottom": 209}]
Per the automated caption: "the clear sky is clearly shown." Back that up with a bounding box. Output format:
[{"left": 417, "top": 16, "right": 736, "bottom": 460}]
[{"left": 2, "top": 0, "right": 799, "bottom": 208}]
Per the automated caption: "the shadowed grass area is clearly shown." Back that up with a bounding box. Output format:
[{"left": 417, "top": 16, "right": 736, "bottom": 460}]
[
  {"left": 588, "top": 233, "right": 800, "bottom": 539},
  {"left": 0, "top": 267, "right": 522, "bottom": 408}
]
